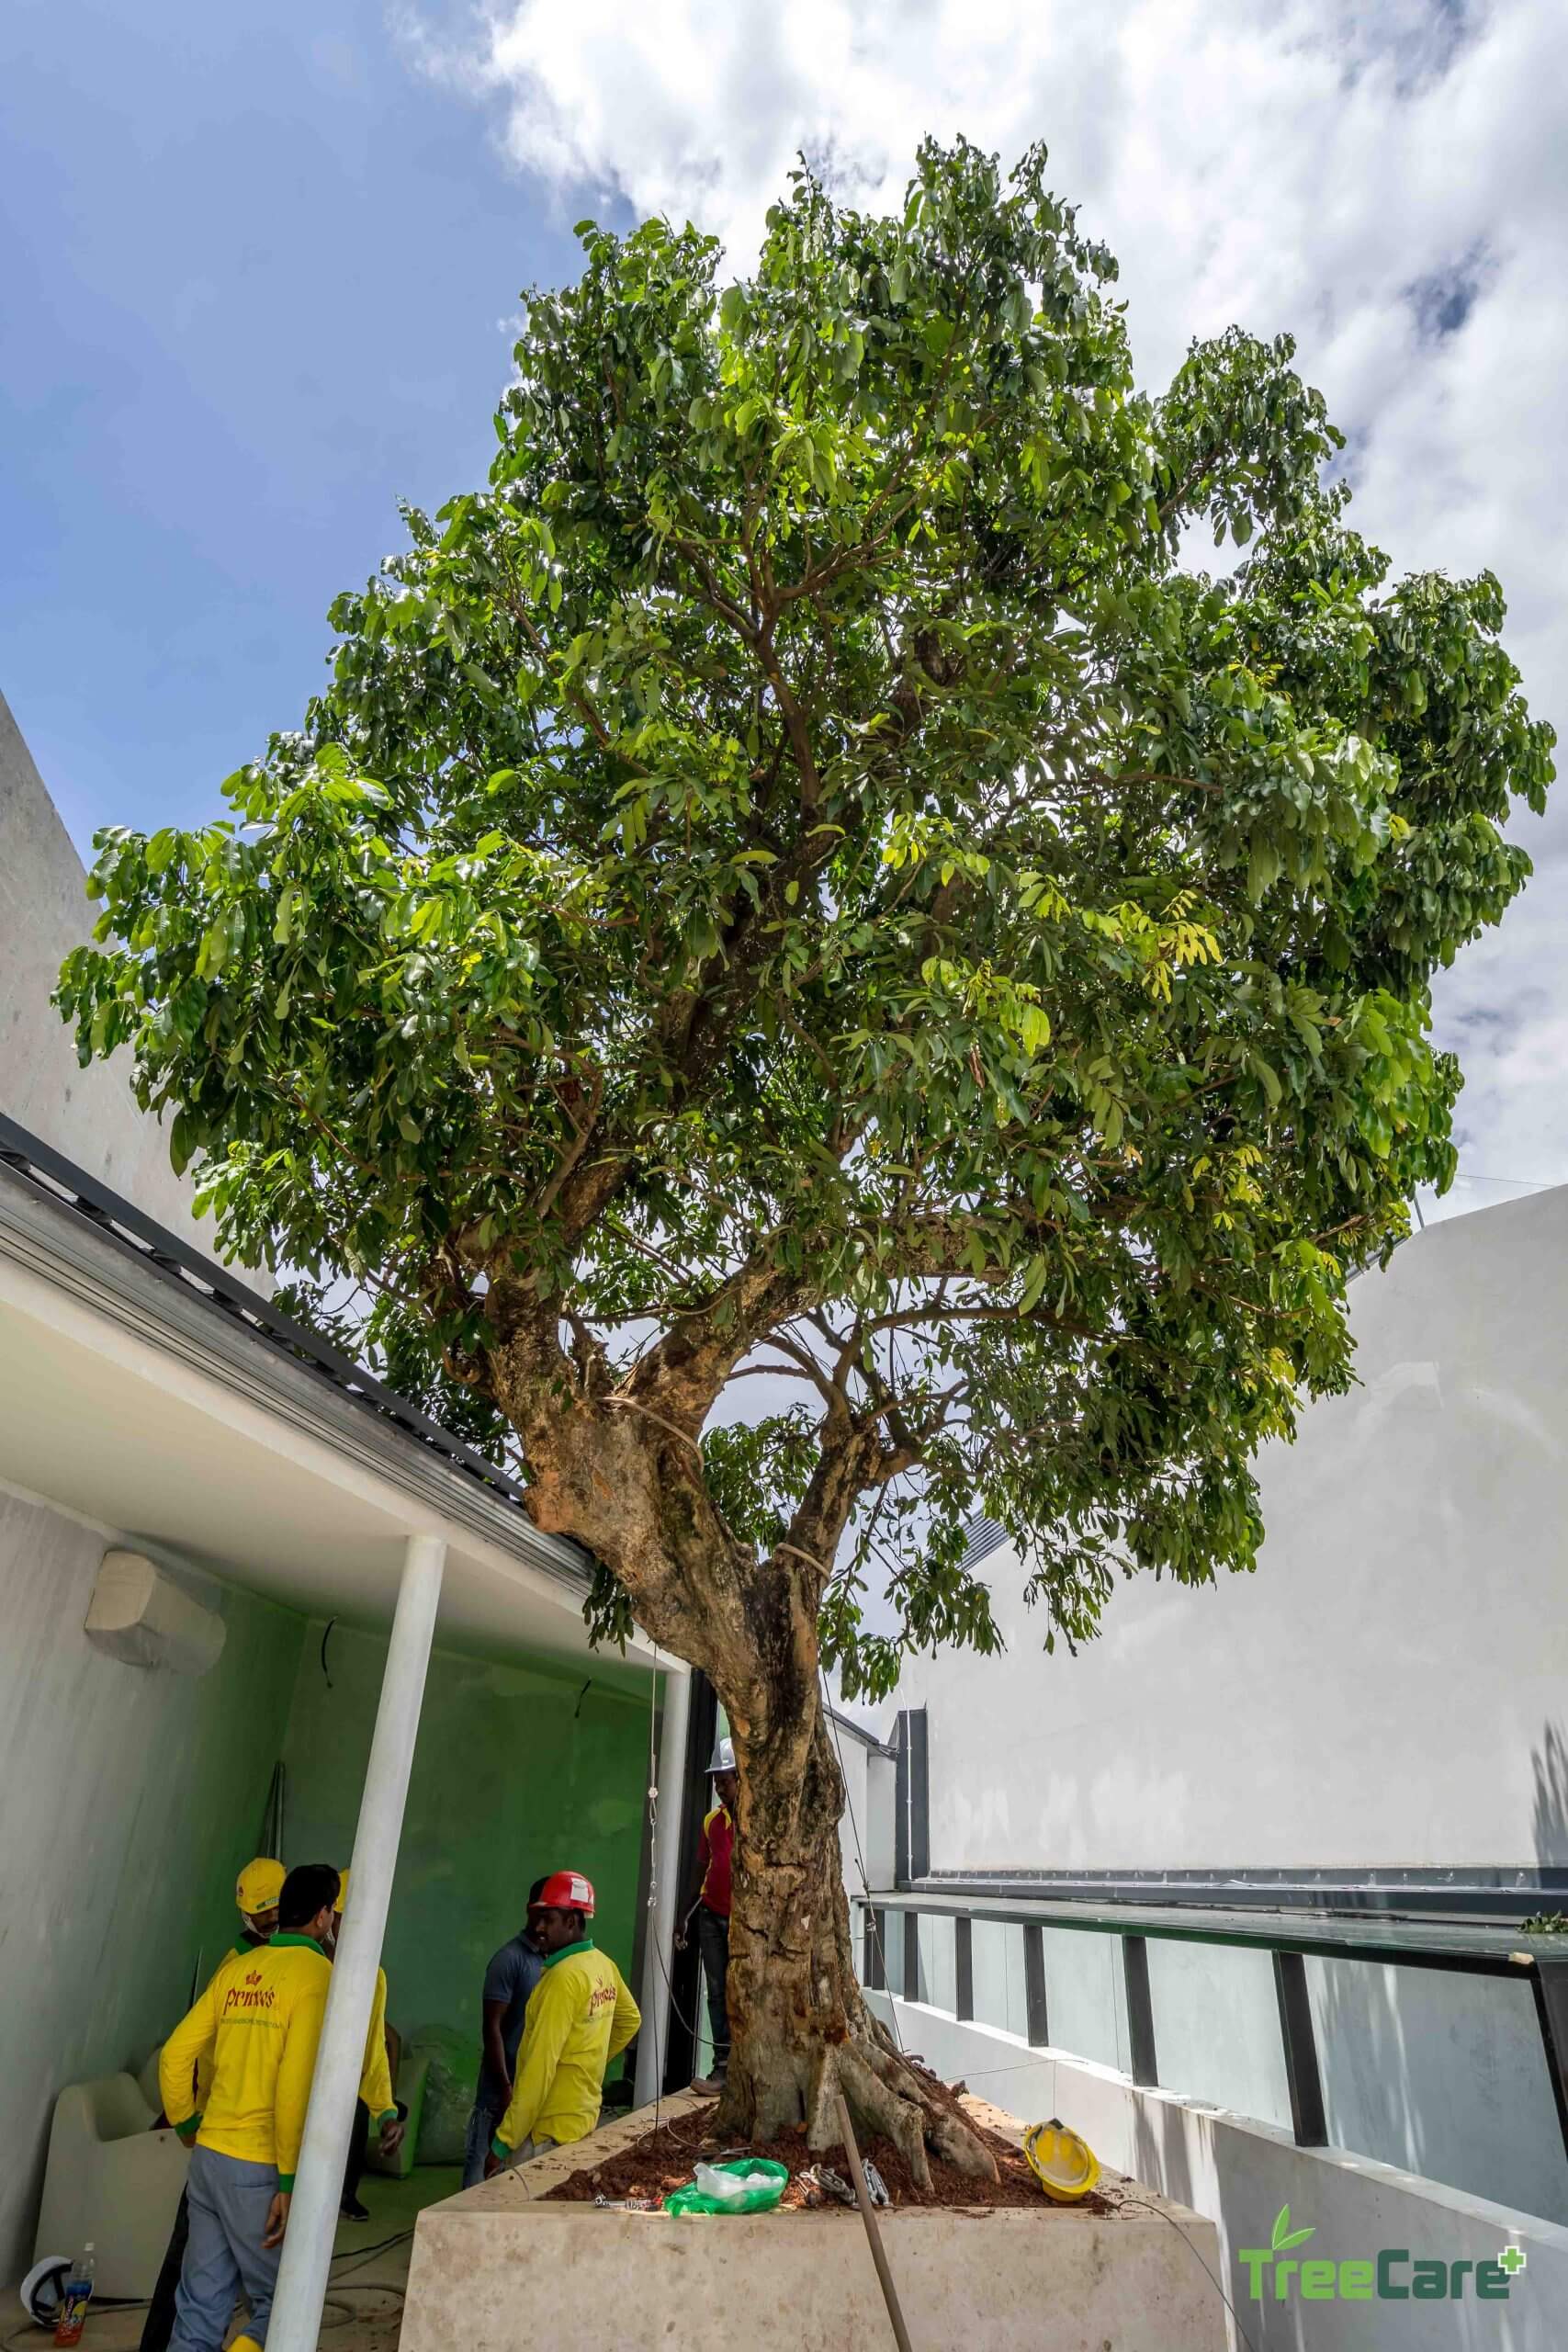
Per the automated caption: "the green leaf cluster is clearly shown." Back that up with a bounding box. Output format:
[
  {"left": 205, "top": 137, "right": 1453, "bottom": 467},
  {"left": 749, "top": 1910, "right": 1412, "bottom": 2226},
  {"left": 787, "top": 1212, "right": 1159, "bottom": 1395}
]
[{"left": 57, "top": 139, "right": 1551, "bottom": 1696}]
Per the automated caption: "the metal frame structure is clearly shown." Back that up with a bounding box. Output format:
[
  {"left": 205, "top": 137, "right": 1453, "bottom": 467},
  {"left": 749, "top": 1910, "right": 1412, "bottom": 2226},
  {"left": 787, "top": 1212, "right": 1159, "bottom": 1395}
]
[
  {"left": 860, "top": 1888, "right": 1568, "bottom": 2172},
  {"left": 911, "top": 1863, "right": 1568, "bottom": 1920}
]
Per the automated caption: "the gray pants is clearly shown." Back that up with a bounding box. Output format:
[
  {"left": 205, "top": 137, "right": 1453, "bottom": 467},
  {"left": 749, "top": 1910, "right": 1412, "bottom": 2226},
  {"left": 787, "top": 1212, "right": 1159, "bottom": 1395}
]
[
  {"left": 462, "top": 2102, "right": 559, "bottom": 2190},
  {"left": 170, "top": 2144, "right": 281, "bottom": 2352}
]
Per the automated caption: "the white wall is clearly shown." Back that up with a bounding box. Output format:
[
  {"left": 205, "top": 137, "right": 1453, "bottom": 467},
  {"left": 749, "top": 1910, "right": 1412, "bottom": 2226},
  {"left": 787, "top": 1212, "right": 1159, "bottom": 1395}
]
[
  {"left": 831, "top": 1724, "right": 896, "bottom": 1904},
  {"left": 0, "top": 1479, "right": 303, "bottom": 2284},
  {"left": 0, "top": 689, "right": 206, "bottom": 1244},
  {"left": 870, "top": 1992, "right": 1568, "bottom": 2352},
  {"left": 893, "top": 1186, "right": 1568, "bottom": 1874}
]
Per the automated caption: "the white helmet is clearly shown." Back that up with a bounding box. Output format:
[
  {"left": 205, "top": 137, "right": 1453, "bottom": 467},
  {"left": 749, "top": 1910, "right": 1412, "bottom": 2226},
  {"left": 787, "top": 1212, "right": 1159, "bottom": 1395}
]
[
  {"left": 21, "top": 2260, "right": 70, "bottom": 2330},
  {"left": 709, "top": 1735, "right": 735, "bottom": 1774}
]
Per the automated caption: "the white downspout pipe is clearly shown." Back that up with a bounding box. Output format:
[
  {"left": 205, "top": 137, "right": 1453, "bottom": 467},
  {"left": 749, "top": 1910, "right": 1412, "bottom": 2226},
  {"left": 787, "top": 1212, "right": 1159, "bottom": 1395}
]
[
  {"left": 267, "top": 1532, "right": 446, "bottom": 2352},
  {"left": 634, "top": 1661, "right": 692, "bottom": 2109}
]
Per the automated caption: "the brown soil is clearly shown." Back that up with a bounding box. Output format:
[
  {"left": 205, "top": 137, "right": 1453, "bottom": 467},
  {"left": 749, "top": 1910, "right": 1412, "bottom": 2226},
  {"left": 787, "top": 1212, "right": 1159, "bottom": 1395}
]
[{"left": 543, "top": 2086, "right": 1120, "bottom": 2215}]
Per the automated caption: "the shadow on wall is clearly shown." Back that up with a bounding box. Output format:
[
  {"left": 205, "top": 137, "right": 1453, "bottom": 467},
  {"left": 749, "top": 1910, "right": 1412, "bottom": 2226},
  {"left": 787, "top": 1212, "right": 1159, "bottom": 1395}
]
[
  {"left": 1531, "top": 1722, "right": 1568, "bottom": 1871},
  {"left": 1306, "top": 1954, "right": 1568, "bottom": 2229}
]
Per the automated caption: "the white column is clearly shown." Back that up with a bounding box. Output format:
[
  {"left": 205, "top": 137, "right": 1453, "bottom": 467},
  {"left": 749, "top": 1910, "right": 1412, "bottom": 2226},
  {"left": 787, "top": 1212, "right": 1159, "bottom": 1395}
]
[
  {"left": 634, "top": 1662, "right": 692, "bottom": 2108},
  {"left": 267, "top": 1532, "right": 446, "bottom": 2352}
]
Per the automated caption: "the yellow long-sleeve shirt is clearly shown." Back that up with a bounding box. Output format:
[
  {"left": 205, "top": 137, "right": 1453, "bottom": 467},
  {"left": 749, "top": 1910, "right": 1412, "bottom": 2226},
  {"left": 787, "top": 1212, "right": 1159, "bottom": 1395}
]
[
  {"left": 160, "top": 1934, "right": 332, "bottom": 2189},
  {"left": 190, "top": 1943, "right": 392, "bottom": 2122},
  {"left": 191, "top": 1936, "right": 269, "bottom": 2112},
  {"left": 359, "top": 1964, "right": 397, "bottom": 2125},
  {"left": 492, "top": 1940, "right": 639, "bottom": 2157}
]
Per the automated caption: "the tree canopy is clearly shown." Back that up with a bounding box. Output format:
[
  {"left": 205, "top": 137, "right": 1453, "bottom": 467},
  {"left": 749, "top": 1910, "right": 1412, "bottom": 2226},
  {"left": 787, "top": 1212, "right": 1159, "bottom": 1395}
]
[{"left": 61, "top": 139, "right": 1552, "bottom": 1704}]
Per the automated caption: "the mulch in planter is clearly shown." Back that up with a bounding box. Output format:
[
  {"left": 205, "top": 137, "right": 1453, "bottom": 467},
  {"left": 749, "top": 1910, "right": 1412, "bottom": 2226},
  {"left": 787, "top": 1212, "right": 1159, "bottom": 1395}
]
[{"left": 541, "top": 2085, "right": 1120, "bottom": 2215}]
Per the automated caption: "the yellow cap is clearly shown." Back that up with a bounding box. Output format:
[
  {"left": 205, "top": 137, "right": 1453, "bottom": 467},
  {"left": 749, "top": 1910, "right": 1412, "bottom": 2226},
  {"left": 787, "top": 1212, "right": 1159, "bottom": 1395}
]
[
  {"left": 334, "top": 1866, "right": 349, "bottom": 1915},
  {"left": 236, "top": 1858, "right": 286, "bottom": 1917}
]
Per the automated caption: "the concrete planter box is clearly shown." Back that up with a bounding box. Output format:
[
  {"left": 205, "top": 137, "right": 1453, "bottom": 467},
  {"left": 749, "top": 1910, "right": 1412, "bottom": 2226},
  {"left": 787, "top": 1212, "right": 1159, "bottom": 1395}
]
[{"left": 401, "top": 2092, "right": 1225, "bottom": 2351}]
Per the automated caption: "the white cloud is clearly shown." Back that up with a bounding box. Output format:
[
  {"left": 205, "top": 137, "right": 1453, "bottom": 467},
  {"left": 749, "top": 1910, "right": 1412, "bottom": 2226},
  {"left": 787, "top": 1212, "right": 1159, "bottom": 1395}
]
[{"left": 417, "top": 0, "right": 1568, "bottom": 1212}]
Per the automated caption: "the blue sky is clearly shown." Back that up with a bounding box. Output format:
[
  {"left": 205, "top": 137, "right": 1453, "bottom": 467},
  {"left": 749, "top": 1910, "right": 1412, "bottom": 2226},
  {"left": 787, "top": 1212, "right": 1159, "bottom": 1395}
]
[
  {"left": 5, "top": 0, "right": 1566, "bottom": 1213},
  {"left": 1, "top": 0, "right": 583, "bottom": 848}
]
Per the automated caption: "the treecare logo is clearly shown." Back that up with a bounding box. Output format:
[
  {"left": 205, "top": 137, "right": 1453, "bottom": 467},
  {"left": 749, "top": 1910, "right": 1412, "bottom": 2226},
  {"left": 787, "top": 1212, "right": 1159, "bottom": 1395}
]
[{"left": 1238, "top": 2205, "right": 1526, "bottom": 2304}]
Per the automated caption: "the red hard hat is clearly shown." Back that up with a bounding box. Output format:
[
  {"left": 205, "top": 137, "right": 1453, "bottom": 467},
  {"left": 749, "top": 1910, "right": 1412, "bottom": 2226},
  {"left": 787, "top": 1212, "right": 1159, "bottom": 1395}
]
[{"left": 536, "top": 1869, "right": 595, "bottom": 1916}]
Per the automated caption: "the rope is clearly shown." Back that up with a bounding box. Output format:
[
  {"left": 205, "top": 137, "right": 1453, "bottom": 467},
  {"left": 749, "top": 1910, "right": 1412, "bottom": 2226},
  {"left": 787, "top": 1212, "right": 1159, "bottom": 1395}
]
[
  {"left": 646, "top": 1648, "right": 663, "bottom": 2140},
  {"left": 641, "top": 1649, "right": 721, "bottom": 2153},
  {"left": 820, "top": 1669, "right": 903, "bottom": 2052},
  {"left": 777, "top": 1542, "right": 830, "bottom": 1574},
  {"left": 604, "top": 1394, "right": 703, "bottom": 1454}
]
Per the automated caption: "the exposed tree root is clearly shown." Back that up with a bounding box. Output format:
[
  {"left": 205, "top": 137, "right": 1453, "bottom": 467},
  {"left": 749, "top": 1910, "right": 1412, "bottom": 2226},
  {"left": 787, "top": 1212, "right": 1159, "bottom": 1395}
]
[{"left": 799, "top": 2027, "right": 998, "bottom": 2191}]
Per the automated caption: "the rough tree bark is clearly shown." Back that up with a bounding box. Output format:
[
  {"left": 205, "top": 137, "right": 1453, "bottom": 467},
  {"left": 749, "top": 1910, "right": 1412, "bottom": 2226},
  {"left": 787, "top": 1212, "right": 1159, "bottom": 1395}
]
[
  {"left": 723, "top": 1679, "right": 994, "bottom": 2188},
  {"left": 490, "top": 1290, "right": 997, "bottom": 2188}
]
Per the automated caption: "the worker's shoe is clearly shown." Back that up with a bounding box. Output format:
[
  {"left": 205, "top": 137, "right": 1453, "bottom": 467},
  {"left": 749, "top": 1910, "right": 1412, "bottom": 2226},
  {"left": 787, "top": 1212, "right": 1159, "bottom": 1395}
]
[
  {"left": 690, "top": 2074, "right": 725, "bottom": 2096},
  {"left": 339, "top": 2196, "right": 371, "bottom": 2222}
]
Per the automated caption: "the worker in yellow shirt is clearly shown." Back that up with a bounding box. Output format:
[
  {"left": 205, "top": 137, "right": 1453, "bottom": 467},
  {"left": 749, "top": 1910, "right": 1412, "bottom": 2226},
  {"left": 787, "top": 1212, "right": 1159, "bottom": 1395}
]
[
  {"left": 484, "top": 1871, "right": 639, "bottom": 2177},
  {"left": 141, "top": 1860, "right": 287, "bottom": 2352},
  {"left": 158, "top": 1863, "right": 340, "bottom": 2352},
  {"left": 330, "top": 1867, "right": 403, "bottom": 2218}
]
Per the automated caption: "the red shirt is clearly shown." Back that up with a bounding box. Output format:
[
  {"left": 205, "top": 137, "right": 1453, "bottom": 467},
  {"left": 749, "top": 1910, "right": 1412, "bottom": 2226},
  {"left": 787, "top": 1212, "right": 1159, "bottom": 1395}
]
[{"left": 698, "top": 1804, "right": 733, "bottom": 1918}]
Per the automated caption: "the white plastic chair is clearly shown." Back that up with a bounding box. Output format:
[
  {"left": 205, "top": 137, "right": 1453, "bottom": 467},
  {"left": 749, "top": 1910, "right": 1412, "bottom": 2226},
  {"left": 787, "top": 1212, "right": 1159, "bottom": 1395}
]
[{"left": 33, "top": 2071, "right": 188, "bottom": 2299}]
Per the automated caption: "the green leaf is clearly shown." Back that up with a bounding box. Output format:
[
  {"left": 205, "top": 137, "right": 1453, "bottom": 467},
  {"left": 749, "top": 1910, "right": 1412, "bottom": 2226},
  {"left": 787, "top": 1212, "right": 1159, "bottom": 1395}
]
[
  {"left": 56, "top": 143, "right": 1548, "bottom": 2041},
  {"left": 1270, "top": 2204, "right": 1314, "bottom": 2254}
]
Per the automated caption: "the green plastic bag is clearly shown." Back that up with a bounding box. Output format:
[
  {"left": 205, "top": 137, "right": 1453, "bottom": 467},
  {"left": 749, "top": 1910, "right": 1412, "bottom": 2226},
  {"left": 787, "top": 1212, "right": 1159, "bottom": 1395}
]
[{"left": 663, "top": 2158, "right": 789, "bottom": 2215}]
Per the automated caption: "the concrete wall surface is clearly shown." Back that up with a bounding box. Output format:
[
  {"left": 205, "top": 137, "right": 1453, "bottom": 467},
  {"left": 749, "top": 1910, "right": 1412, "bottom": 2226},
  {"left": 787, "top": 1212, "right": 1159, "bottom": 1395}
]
[
  {"left": 871, "top": 1995, "right": 1568, "bottom": 2352},
  {"left": 890, "top": 1184, "right": 1568, "bottom": 1874},
  {"left": 0, "top": 690, "right": 211, "bottom": 1245},
  {"left": 279, "top": 1618, "right": 650, "bottom": 2049},
  {"left": 0, "top": 1478, "right": 304, "bottom": 2286}
]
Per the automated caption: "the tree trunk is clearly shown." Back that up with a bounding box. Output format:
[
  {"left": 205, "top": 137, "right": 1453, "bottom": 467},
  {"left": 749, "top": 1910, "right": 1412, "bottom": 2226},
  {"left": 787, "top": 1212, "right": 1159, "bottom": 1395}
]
[
  {"left": 717, "top": 1682, "right": 997, "bottom": 2188},
  {"left": 495, "top": 1341, "right": 994, "bottom": 2183}
]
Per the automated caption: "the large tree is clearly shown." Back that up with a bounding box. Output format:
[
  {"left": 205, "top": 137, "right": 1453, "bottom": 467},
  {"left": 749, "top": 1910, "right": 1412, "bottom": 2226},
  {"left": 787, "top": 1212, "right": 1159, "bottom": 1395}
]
[{"left": 61, "top": 141, "right": 1551, "bottom": 2178}]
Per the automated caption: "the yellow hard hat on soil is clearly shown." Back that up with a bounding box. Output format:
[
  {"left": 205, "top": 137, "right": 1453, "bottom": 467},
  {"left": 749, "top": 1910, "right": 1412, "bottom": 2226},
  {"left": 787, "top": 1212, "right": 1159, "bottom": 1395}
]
[
  {"left": 1021, "top": 2119, "right": 1100, "bottom": 2203},
  {"left": 235, "top": 1858, "right": 286, "bottom": 1917}
]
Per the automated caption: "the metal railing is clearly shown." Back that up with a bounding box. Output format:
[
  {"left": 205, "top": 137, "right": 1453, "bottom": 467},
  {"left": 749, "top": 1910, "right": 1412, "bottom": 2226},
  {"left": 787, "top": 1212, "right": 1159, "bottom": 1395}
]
[{"left": 855, "top": 1888, "right": 1568, "bottom": 2174}]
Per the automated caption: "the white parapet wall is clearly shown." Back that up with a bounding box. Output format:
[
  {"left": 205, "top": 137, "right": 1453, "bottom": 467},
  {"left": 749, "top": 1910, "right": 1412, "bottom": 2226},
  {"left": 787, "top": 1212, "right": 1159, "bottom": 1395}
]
[
  {"left": 870, "top": 1993, "right": 1568, "bottom": 2352},
  {"left": 0, "top": 690, "right": 211, "bottom": 1247},
  {"left": 884, "top": 1185, "right": 1568, "bottom": 1884}
]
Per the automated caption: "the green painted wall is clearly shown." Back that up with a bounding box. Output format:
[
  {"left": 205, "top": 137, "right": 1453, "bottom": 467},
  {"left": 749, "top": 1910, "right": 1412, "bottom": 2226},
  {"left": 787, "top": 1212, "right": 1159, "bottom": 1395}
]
[
  {"left": 0, "top": 1485, "right": 306, "bottom": 2284},
  {"left": 169, "top": 1591, "right": 307, "bottom": 1997},
  {"left": 279, "top": 1622, "right": 649, "bottom": 2061}
]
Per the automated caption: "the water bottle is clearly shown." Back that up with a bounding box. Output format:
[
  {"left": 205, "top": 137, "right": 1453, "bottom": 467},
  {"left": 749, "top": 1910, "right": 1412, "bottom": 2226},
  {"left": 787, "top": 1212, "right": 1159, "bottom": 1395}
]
[{"left": 53, "top": 2245, "right": 95, "bottom": 2346}]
